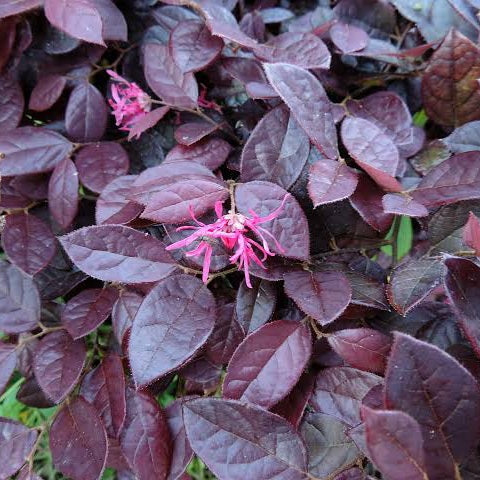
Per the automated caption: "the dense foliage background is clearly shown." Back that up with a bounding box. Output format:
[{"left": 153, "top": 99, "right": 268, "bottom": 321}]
[{"left": 1, "top": 0, "right": 480, "bottom": 479}]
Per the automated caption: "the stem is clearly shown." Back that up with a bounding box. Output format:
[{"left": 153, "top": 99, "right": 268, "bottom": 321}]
[
  {"left": 310, "top": 240, "right": 392, "bottom": 260},
  {"left": 206, "top": 266, "right": 238, "bottom": 284},
  {"left": 15, "top": 326, "right": 64, "bottom": 350},
  {"left": 227, "top": 180, "right": 237, "bottom": 211}
]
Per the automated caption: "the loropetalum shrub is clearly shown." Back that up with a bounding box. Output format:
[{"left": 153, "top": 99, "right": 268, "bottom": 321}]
[{"left": 3, "top": 1, "right": 480, "bottom": 479}]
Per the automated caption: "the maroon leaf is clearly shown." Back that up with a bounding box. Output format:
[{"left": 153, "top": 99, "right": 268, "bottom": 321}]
[
  {"left": 183, "top": 397, "right": 308, "bottom": 480},
  {"left": 330, "top": 22, "right": 368, "bottom": 54},
  {"left": 327, "top": 328, "right": 391, "bottom": 374},
  {"left": 385, "top": 333, "right": 480, "bottom": 478},
  {"left": 0, "top": 74, "right": 24, "bottom": 132},
  {"left": 129, "top": 274, "right": 216, "bottom": 387},
  {"left": 50, "top": 397, "right": 108, "bottom": 480},
  {"left": 111, "top": 290, "right": 143, "bottom": 345},
  {"left": 127, "top": 107, "right": 170, "bottom": 141},
  {"left": 65, "top": 83, "right": 108, "bottom": 142},
  {"left": 140, "top": 176, "right": 228, "bottom": 224},
  {"left": 59, "top": 225, "right": 176, "bottom": 283},
  {"left": 170, "top": 20, "right": 223, "bottom": 73},
  {"left": 29, "top": 74, "right": 67, "bottom": 112},
  {"left": 300, "top": 412, "right": 360, "bottom": 478},
  {"left": 0, "top": 0, "right": 42, "bottom": 18},
  {"left": 240, "top": 105, "right": 310, "bottom": 189},
  {"left": 284, "top": 270, "right": 351, "bottom": 326},
  {"left": 341, "top": 117, "right": 402, "bottom": 192},
  {"left": 362, "top": 406, "right": 428, "bottom": 480},
  {"left": 235, "top": 181, "right": 310, "bottom": 260},
  {"left": 0, "top": 261, "right": 40, "bottom": 334},
  {"left": 308, "top": 160, "right": 359, "bottom": 206},
  {"left": 0, "top": 342, "right": 16, "bottom": 396},
  {"left": 62, "top": 287, "right": 119, "bottom": 339},
  {"left": 92, "top": 0, "right": 127, "bottom": 42},
  {"left": 310, "top": 366, "right": 382, "bottom": 427},
  {"left": 80, "top": 353, "right": 126, "bottom": 438},
  {"left": 223, "top": 320, "right": 312, "bottom": 408},
  {"left": 174, "top": 121, "right": 219, "bottom": 146},
  {"left": 33, "top": 330, "right": 86, "bottom": 403},
  {"left": 464, "top": 212, "right": 480, "bottom": 254},
  {"left": 0, "top": 418, "right": 37, "bottom": 480},
  {"left": 0, "top": 127, "right": 72, "bottom": 176},
  {"left": 75, "top": 142, "right": 129, "bottom": 193},
  {"left": 333, "top": 467, "right": 365, "bottom": 480},
  {"left": 387, "top": 257, "right": 444, "bottom": 315},
  {"left": 2, "top": 213, "right": 57, "bottom": 275},
  {"left": 48, "top": 158, "right": 79, "bottom": 230},
  {"left": 264, "top": 62, "right": 338, "bottom": 159},
  {"left": 120, "top": 388, "right": 171, "bottom": 480},
  {"left": 382, "top": 193, "right": 429, "bottom": 218},
  {"left": 12, "top": 173, "right": 49, "bottom": 200},
  {"left": 144, "top": 43, "right": 198, "bottom": 109}
]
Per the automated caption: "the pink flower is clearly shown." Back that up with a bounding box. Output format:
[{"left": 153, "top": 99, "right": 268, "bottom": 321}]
[
  {"left": 107, "top": 70, "right": 152, "bottom": 132},
  {"left": 165, "top": 197, "right": 288, "bottom": 287}
]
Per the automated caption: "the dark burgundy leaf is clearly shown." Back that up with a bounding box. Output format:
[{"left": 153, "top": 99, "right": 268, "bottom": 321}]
[
  {"left": 464, "top": 212, "right": 480, "bottom": 254},
  {"left": 0, "top": 127, "right": 72, "bottom": 176},
  {"left": 0, "top": 177, "right": 31, "bottom": 209},
  {"left": 33, "top": 330, "right": 86, "bottom": 403},
  {"left": 75, "top": 142, "right": 129, "bottom": 193},
  {"left": 59, "top": 225, "right": 176, "bottom": 283},
  {"left": 0, "top": 0, "right": 41, "bottom": 18},
  {"left": 223, "top": 320, "right": 312, "bottom": 408},
  {"left": 240, "top": 105, "right": 309, "bottom": 189},
  {"left": 12, "top": 173, "right": 49, "bottom": 200},
  {"left": 235, "top": 277, "right": 276, "bottom": 334},
  {"left": 0, "top": 342, "right": 16, "bottom": 396},
  {"left": 284, "top": 270, "right": 351, "bottom": 326},
  {"left": 327, "top": 328, "right": 391, "bottom": 374},
  {"left": 92, "top": 0, "right": 127, "bottom": 42},
  {"left": 48, "top": 158, "right": 79, "bottom": 230},
  {"left": 183, "top": 397, "right": 308, "bottom": 480},
  {"left": 111, "top": 290, "right": 143, "bottom": 345},
  {"left": 341, "top": 117, "right": 402, "bottom": 192},
  {"left": 0, "top": 74, "right": 24, "bottom": 132},
  {"left": 62, "top": 287, "right": 119, "bottom": 339},
  {"left": 385, "top": 332, "right": 480, "bottom": 478},
  {"left": 127, "top": 107, "right": 170, "bottom": 141},
  {"left": 17, "top": 376, "right": 54, "bottom": 408},
  {"left": 308, "top": 160, "right": 359, "bottom": 206},
  {"left": 235, "top": 181, "right": 310, "bottom": 260},
  {"left": 0, "top": 261, "right": 40, "bottom": 334},
  {"left": 182, "top": 356, "right": 222, "bottom": 392},
  {"left": 65, "top": 83, "right": 108, "bottom": 142},
  {"left": 129, "top": 274, "right": 216, "bottom": 387},
  {"left": 80, "top": 353, "right": 126, "bottom": 438},
  {"left": 300, "top": 412, "right": 360, "bottom": 478},
  {"left": 387, "top": 257, "right": 444, "bottom": 315},
  {"left": 50, "top": 397, "right": 108, "bottom": 480},
  {"left": 120, "top": 388, "right": 171, "bottom": 480},
  {"left": 330, "top": 22, "right": 368, "bottom": 54},
  {"left": 310, "top": 366, "right": 382, "bottom": 427},
  {"left": 144, "top": 43, "right": 198, "bottom": 109},
  {"left": 29, "top": 74, "right": 67, "bottom": 112},
  {"left": 170, "top": 20, "right": 223, "bottom": 73},
  {"left": 263, "top": 62, "right": 338, "bottom": 159},
  {"left": 174, "top": 121, "right": 219, "bottom": 146},
  {"left": 362, "top": 406, "right": 428, "bottom": 480},
  {"left": 2, "top": 213, "right": 57, "bottom": 275},
  {"left": 333, "top": 467, "right": 365, "bottom": 480},
  {"left": 382, "top": 193, "right": 429, "bottom": 218},
  {"left": 0, "top": 418, "right": 37, "bottom": 480}
]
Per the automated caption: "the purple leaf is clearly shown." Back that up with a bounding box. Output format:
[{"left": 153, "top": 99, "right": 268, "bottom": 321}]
[
  {"left": 362, "top": 406, "right": 428, "bottom": 480},
  {"left": 0, "top": 74, "right": 24, "bottom": 132},
  {"left": 264, "top": 62, "right": 338, "bottom": 159},
  {"left": 0, "top": 418, "right": 37, "bottom": 480},
  {"left": 75, "top": 142, "right": 129, "bottom": 193},
  {"left": 235, "top": 181, "right": 310, "bottom": 260},
  {"left": 62, "top": 287, "right": 119, "bottom": 339},
  {"left": 0, "top": 260, "right": 40, "bottom": 334},
  {"left": 183, "top": 397, "right": 308, "bottom": 480},
  {"left": 33, "top": 330, "right": 86, "bottom": 403},
  {"left": 129, "top": 274, "right": 216, "bottom": 387},
  {"left": 93, "top": 0, "right": 127, "bottom": 42},
  {"left": 144, "top": 43, "right": 198, "bottom": 109},
  {"left": 48, "top": 158, "right": 79, "bottom": 230},
  {"left": 50, "top": 397, "right": 108, "bottom": 480},
  {"left": 2, "top": 213, "right": 57, "bottom": 275},
  {"left": 308, "top": 159, "right": 359, "bottom": 206},
  {"left": 464, "top": 212, "right": 480, "bottom": 254},
  {"left": 12, "top": 173, "right": 49, "bottom": 200},
  {"left": 120, "top": 388, "right": 171, "bottom": 480},
  {"left": 341, "top": 117, "right": 402, "bottom": 192},
  {"left": 258, "top": 7, "right": 294, "bottom": 23},
  {"left": 66, "top": 83, "right": 108, "bottom": 142},
  {"left": 300, "top": 412, "right": 360, "bottom": 478},
  {"left": 240, "top": 105, "right": 309, "bottom": 189},
  {"left": 59, "top": 225, "right": 176, "bottom": 283},
  {"left": 333, "top": 467, "right": 365, "bottom": 480},
  {"left": 330, "top": 22, "right": 368, "bottom": 54},
  {"left": 327, "top": 328, "right": 391, "bottom": 374},
  {"left": 182, "top": 356, "right": 222, "bottom": 393},
  {"left": 28, "top": 74, "right": 67, "bottom": 112},
  {"left": 387, "top": 257, "right": 444, "bottom": 315},
  {"left": 170, "top": 20, "right": 223, "bottom": 73},
  {"left": 223, "top": 320, "right": 312, "bottom": 408},
  {"left": 382, "top": 193, "right": 429, "bottom": 217},
  {"left": 385, "top": 332, "right": 480, "bottom": 478},
  {"left": 284, "top": 270, "right": 351, "bottom": 326},
  {"left": 0, "top": 342, "right": 16, "bottom": 396},
  {"left": 174, "top": 122, "right": 219, "bottom": 146},
  {"left": 0, "top": 127, "right": 72, "bottom": 176},
  {"left": 0, "top": 0, "right": 42, "bottom": 18},
  {"left": 310, "top": 366, "right": 382, "bottom": 427},
  {"left": 111, "top": 290, "right": 143, "bottom": 345},
  {"left": 80, "top": 353, "right": 126, "bottom": 438},
  {"left": 127, "top": 107, "right": 170, "bottom": 141}
]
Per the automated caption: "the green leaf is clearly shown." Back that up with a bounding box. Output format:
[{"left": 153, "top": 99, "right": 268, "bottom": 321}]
[{"left": 381, "top": 216, "right": 413, "bottom": 261}]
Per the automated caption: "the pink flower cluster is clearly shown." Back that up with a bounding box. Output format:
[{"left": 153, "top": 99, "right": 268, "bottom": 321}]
[
  {"left": 166, "top": 197, "right": 288, "bottom": 287},
  {"left": 107, "top": 70, "right": 152, "bottom": 132}
]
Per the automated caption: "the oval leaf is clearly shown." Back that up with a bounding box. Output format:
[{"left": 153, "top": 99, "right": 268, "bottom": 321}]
[
  {"left": 29, "top": 74, "right": 67, "bottom": 112},
  {"left": 0, "top": 342, "right": 16, "bottom": 396}
]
